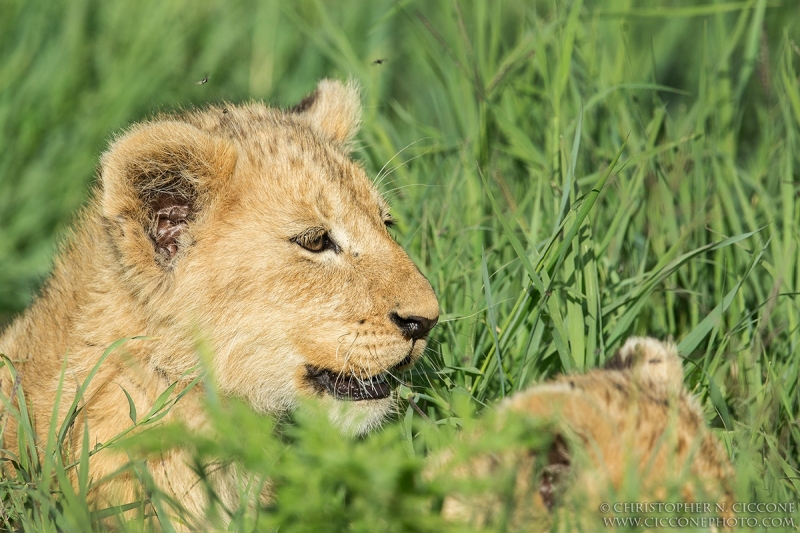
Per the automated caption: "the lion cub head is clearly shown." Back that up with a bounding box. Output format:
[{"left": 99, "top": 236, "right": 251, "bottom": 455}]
[{"left": 99, "top": 80, "right": 439, "bottom": 434}]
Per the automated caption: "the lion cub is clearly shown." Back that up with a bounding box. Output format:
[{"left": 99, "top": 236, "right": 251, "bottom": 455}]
[
  {"left": 439, "top": 337, "right": 734, "bottom": 530},
  {"left": 0, "top": 80, "right": 439, "bottom": 516}
]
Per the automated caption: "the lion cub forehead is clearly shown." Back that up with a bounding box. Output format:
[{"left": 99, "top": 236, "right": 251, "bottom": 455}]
[
  {"left": 187, "top": 105, "right": 388, "bottom": 224},
  {"left": 177, "top": 99, "right": 392, "bottom": 228}
]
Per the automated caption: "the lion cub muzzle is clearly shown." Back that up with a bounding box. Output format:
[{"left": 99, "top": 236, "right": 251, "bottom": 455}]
[{"left": 304, "top": 311, "right": 437, "bottom": 403}]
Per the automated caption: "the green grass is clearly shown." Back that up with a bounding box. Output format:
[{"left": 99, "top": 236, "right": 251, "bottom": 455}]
[{"left": 1, "top": 0, "right": 800, "bottom": 530}]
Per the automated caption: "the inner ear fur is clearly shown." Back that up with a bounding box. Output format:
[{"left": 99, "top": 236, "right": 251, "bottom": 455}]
[
  {"left": 290, "top": 79, "right": 361, "bottom": 145},
  {"left": 100, "top": 120, "right": 237, "bottom": 266}
]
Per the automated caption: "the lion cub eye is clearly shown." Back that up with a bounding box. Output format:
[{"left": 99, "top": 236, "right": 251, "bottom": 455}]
[
  {"left": 292, "top": 229, "right": 340, "bottom": 254},
  {"left": 304, "top": 233, "right": 332, "bottom": 252}
]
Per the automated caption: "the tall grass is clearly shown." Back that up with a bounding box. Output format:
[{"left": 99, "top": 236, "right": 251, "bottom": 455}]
[{"left": 1, "top": 0, "right": 799, "bottom": 530}]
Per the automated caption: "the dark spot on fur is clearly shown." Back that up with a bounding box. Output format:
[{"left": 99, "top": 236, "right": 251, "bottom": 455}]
[
  {"left": 612, "top": 381, "right": 629, "bottom": 398},
  {"left": 677, "top": 435, "right": 687, "bottom": 454},
  {"left": 649, "top": 358, "right": 661, "bottom": 364},
  {"left": 289, "top": 89, "right": 318, "bottom": 113},
  {"left": 540, "top": 434, "right": 571, "bottom": 511},
  {"left": 359, "top": 319, "right": 366, "bottom": 325},
  {"left": 154, "top": 366, "right": 170, "bottom": 381},
  {"left": 604, "top": 349, "right": 633, "bottom": 370}
]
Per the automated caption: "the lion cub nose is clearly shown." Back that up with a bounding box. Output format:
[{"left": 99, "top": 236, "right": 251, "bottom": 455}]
[{"left": 390, "top": 312, "right": 439, "bottom": 340}]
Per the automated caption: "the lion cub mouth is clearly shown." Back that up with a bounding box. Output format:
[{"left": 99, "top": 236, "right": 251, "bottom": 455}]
[{"left": 305, "top": 356, "right": 412, "bottom": 401}]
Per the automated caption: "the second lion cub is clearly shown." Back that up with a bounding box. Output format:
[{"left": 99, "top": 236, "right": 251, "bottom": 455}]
[{"left": 438, "top": 337, "right": 734, "bottom": 530}]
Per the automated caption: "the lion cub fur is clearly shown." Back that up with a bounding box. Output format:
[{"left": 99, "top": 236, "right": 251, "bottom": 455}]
[{"left": 0, "top": 79, "right": 439, "bottom": 517}]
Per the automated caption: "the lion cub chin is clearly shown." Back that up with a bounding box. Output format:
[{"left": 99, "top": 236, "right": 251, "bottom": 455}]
[
  {"left": 0, "top": 79, "right": 438, "bottom": 514},
  {"left": 438, "top": 337, "right": 734, "bottom": 530}
]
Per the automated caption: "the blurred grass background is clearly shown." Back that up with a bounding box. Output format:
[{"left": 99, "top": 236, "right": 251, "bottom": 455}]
[{"left": 1, "top": 0, "right": 800, "bottom": 530}]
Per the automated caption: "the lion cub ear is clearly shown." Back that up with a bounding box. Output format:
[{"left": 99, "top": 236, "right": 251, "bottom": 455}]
[
  {"left": 100, "top": 120, "right": 237, "bottom": 268},
  {"left": 605, "top": 337, "right": 684, "bottom": 398},
  {"left": 290, "top": 79, "right": 361, "bottom": 145}
]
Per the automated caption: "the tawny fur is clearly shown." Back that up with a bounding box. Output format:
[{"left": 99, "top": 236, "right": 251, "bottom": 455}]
[
  {"left": 0, "top": 79, "right": 439, "bottom": 521},
  {"left": 439, "top": 337, "right": 734, "bottom": 531}
]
